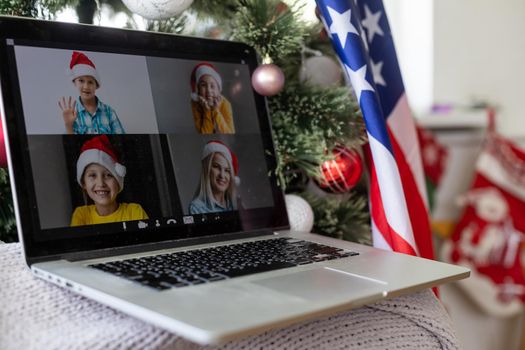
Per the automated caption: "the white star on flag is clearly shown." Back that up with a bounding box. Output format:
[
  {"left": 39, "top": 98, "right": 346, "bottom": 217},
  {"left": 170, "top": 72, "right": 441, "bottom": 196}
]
[
  {"left": 361, "top": 5, "right": 384, "bottom": 43},
  {"left": 345, "top": 64, "right": 374, "bottom": 101},
  {"left": 371, "top": 60, "right": 386, "bottom": 86},
  {"left": 327, "top": 6, "right": 358, "bottom": 49}
]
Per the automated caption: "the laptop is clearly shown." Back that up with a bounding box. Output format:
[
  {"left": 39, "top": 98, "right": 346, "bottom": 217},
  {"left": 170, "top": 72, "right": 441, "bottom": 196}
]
[{"left": 0, "top": 16, "right": 469, "bottom": 344}]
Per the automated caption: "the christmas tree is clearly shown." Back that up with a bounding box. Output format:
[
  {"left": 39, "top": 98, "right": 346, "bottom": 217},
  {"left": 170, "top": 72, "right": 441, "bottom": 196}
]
[{"left": 0, "top": 0, "right": 370, "bottom": 244}]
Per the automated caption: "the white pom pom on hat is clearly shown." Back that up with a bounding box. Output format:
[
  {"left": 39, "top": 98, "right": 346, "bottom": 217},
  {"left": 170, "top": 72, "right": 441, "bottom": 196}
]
[
  {"left": 76, "top": 135, "right": 126, "bottom": 192},
  {"left": 190, "top": 62, "right": 222, "bottom": 101},
  {"left": 202, "top": 140, "right": 240, "bottom": 186}
]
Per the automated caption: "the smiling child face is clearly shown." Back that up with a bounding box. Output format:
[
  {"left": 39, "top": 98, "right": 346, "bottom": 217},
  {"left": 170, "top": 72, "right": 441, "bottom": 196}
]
[
  {"left": 210, "top": 153, "right": 231, "bottom": 196},
  {"left": 197, "top": 74, "right": 220, "bottom": 103},
  {"left": 74, "top": 75, "right": 98, "bottom": 101},
  {"left": 82, "top": 163, "right": 119, "bottom": 214}
]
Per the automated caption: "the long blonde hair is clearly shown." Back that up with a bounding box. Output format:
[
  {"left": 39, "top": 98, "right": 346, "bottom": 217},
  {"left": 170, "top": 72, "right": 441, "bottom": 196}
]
[{"left": 194, "top": 152, "right": 237, "bottom": 210}]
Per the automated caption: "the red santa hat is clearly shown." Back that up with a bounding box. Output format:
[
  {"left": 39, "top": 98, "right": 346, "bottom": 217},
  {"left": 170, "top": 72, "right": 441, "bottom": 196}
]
[
  {"left": 68, "top": 51, "right": 101, "bottom": 87},
  {"left": 76, "top": 135, "right": 126, "bottom": 192},
  {"left": 190, "top": 62, "right": 222, "bottom": 101},
  {"left": 202, "top": 140, "right": 240, "bottom": 185}
]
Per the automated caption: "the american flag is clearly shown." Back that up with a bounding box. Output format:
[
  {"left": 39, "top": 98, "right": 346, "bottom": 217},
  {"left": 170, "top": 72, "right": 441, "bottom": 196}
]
[{"left": 316, "top": 0, "right": 434, "bottom": 259}]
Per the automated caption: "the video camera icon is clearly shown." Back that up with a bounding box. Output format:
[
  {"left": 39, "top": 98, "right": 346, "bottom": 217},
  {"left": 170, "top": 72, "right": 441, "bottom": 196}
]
[{"left": 137, "top": 221, "right": 148, "bottom": 229}]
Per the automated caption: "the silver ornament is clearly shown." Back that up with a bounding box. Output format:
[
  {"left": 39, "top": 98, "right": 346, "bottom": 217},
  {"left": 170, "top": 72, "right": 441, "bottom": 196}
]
[
  {"left": 300, "top": 56, "right": 342, "bottom": 87},
  {"left": 285, "top": 194, "right": 314, "bottom": 233},
  {"left": 121, "top": 0, "right": 193, "bottom": 20}
]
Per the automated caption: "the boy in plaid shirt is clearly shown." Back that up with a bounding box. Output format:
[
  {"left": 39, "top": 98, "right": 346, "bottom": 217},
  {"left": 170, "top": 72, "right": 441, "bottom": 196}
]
[{"left": 58, "top": 51, "right": 125, "bottom": 134}]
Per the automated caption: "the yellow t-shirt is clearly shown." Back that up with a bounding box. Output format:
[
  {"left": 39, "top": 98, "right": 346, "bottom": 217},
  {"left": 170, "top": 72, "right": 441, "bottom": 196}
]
[
  {"left": 70, "top": 203, "right": 148, "bottom": 227},
  {"left": 191, "top": 98, "right": 235, "bottom": 134}
]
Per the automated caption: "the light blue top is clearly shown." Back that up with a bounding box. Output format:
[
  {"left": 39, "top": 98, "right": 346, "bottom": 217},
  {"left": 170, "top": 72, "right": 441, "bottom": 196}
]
[
  {"left": 189, "top": 197, "right": 234, "bottom": 214},
  {"left": 73, "top": 96, "right": 125, "bottom": 134}
]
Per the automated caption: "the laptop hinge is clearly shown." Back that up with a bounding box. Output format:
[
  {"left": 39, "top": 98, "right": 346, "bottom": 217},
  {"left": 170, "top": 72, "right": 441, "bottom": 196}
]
[{"left": 29, "top": 229, "right": 276, "bottom": 264}]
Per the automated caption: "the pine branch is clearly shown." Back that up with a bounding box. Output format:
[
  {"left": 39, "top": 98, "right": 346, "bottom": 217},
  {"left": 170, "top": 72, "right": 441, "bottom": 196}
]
[
  {"left": 144, "top": 16, "right": 187, "bottom": 34},
  {"left": 0, "top": 0, "right": 38, "bottom": 16},
  {"left": 269, "top": 84, "right": 366, "bottom": 190},
  {"left": 0, "top": 0, "right": 76, "bottom": 19},
  {"left": 0, "top": 169, "right": 16, "bottom": 243},
  {"left": 302, "top": 191, "right": 371, "bottom": 245},
  {"left": 231, "top": 0, "right": 305, "bottom": 61},
  {"left": 191, "top": 0, "right": 239, "bottom": 22}
]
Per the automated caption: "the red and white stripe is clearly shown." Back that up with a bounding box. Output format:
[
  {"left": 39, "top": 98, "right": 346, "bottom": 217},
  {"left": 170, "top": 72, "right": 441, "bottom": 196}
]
[{"left": 367, "top": 95, "right": 434, "bottom": 259}]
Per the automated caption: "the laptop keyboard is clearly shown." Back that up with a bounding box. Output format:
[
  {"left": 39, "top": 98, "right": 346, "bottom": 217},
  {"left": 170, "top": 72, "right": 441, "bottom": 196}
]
[{"left": 89, "top": 237, "right": 359, "bottom": 291}]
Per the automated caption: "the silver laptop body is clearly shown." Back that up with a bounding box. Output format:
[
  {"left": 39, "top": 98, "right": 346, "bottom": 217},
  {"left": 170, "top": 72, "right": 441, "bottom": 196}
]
[{"left": 0, "top": 16, "right": 469, "bottom": 345}]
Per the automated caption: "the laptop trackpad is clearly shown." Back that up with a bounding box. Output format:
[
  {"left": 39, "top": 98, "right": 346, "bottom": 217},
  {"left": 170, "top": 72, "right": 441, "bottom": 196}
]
[{"left": 252, "top": 267, "right": 386, "bottom": 301}]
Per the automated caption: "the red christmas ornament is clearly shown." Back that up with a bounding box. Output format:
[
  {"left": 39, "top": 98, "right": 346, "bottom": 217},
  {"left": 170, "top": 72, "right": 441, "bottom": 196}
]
[
  {"left": 315, "top": 5, "right": 322, "bottom": 20},
  {"left": 0, "top": 116, "right": 6, "bottom": 168},
  {"left": 275, "top": 1, "right": 289, "bottom": 15},
  {"left": 315, "top": 6, "right": 329, "bottom": 40},
  {"left": 319, "top": 28, "right": 329, "bottom": 41},
  {"left": 317, "top": 146, "right": 363, "bottom": 193}
]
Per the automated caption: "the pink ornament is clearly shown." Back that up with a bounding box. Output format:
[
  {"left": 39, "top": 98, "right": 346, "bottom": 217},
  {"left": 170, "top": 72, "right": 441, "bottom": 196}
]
[{"left": 251, "top": 64, "right": 285, "bottom": 96}]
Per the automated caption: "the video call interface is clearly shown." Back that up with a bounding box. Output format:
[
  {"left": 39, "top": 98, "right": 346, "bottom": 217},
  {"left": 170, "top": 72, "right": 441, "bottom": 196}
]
[{"left": 10, "top": 42, "right": 275, "bottom": 239}]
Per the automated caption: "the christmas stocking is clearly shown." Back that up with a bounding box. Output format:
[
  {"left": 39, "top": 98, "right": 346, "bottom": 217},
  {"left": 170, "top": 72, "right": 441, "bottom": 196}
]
[
  {"left": 416, "top": 125, "right": 448, "bottom": 211},
  {"left": 442, "top": 133, "right": 525, "bottom": 317}
]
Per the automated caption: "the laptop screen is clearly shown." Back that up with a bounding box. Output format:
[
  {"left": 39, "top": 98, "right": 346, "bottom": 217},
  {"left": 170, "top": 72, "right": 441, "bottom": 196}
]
[{"left": 0, "top": 18, "right": 288, "bottom": 259}]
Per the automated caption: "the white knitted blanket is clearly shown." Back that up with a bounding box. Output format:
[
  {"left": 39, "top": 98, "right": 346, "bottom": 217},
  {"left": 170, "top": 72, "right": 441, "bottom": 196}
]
[{"left": 0, "top": 243, "right": 460, "bottom": 349}]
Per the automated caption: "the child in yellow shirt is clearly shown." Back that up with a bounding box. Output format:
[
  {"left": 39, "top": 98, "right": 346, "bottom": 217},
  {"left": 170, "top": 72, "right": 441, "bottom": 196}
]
[
  {"left": 190, "top": 62, "right": 235, "bottom": 134},
  {"left": 71, "top": 135, "right": 148, "bottom": 226}
]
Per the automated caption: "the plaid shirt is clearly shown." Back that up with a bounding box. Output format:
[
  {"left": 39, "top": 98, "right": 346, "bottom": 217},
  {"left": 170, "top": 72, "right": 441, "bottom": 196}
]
[{"left": 73, "top": 97, "right": 125, "bottom": 134}]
